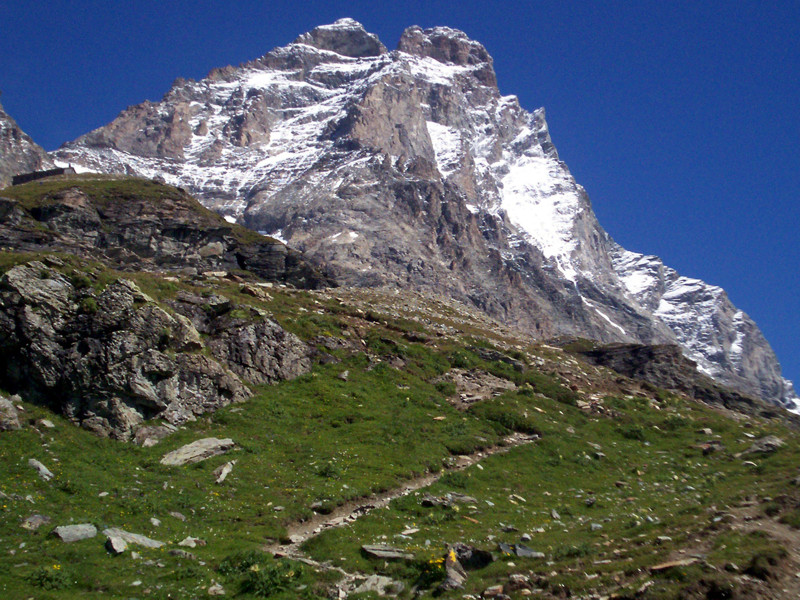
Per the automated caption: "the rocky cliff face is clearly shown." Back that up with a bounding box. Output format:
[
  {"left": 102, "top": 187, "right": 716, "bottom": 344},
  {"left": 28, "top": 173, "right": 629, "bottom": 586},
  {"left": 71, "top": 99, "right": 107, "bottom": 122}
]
[
  {"left": 52, "top": 19, "right": 798, "bottom": 411},
  {"left": 0, "top": 258, "right": 312, "bottom": 440},
  {"left": 0, "top": 101, "right": 54, "bottom": 187}
]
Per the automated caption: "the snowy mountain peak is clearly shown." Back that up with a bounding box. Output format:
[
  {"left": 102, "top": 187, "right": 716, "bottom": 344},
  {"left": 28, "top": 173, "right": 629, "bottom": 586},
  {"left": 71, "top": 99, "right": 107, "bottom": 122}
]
[
  {"left": 398, "top": 25, "right": 497, "bottom": 87},
  {"left": 51, "top": 21, "right": 798, "bottom": 412},
  {"left": 292, "top": 18, "right": 387, "bottom": 58}
]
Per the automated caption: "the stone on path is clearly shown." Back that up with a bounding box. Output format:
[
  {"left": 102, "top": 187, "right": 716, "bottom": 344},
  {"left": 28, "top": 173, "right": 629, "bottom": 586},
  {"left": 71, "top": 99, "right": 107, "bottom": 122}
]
[
  {"left": 160, "top": 438, "right": 235, "bottom": 466},
  {"left": 52, "top": 524, "right": 97, "bottom": 542}
]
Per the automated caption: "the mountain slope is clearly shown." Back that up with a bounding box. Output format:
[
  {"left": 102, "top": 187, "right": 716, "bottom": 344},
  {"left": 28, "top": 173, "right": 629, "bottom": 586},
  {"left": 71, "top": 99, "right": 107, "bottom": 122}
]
[
  {"left": 52, "top": 19, "right": 798, "bottom": 410},
  {"left": 3, "top": 269, "right": 800, "bottom": 599},
  {"left": 0, "top": 100, "right": 54, "bottom": 186}
]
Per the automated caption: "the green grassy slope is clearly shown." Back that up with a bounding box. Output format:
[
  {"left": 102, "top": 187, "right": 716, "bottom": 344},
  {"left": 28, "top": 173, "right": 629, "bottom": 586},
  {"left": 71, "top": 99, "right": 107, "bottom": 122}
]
[{"left": 1, "top": 256, "right": 799, "bottom": 600}]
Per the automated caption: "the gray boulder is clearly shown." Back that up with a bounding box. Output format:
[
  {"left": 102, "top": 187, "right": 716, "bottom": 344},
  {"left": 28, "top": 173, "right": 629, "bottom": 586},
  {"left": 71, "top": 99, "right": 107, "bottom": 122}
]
[
  {"left": 21, "top": 514, "right": 51, "bottom": 531},
  {"left": 361, "top": 544, "right": 413, "bottom": 560},
  {"left": 52, "top": 523, "right": 97, "bottom": 542},
  {"left": 353, "top": 574, "right": 403, "bottom": 596},
  {"left": 437, "top": 550, "right": 467, "bottom": 592},
  {"left": 102, "top": 527, "right": 164, "bottom": 549}
]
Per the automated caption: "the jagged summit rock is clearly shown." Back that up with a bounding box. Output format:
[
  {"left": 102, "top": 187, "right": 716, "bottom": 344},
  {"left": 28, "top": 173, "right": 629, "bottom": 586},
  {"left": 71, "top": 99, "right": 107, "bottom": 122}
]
[
  {"left": 51, "top": 21, "right": 798, "bottom": 411},
  {"left": 292, "top": 18, "right": 387, "bottom": 58},
  {"left": 398, "top": 25, "right": 497, "bottom": 87}
]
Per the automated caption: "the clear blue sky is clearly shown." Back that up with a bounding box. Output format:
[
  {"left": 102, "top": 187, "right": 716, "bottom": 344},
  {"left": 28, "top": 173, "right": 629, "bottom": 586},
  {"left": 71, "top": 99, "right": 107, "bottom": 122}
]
[{"left": 2, "top": 1, "right": 798, "bottom": 387}]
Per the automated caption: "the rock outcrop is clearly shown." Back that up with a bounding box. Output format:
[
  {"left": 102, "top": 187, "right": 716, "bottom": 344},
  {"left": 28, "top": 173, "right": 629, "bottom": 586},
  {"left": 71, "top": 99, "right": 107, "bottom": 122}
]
[
  {"left": 572, "top": 342, "right": 796, "bottom": 421},
  {"left": 0, "top": 177, "right": 333, "bottom": 289},
  {"left": 0, "top": 259, "right": 311, "bottom": 439},
  {"left": 0, "top": 395, "right": 21, "bottom": 431},
  {"left": 52, "top": 20, "right": 797, "bottom": 410}
]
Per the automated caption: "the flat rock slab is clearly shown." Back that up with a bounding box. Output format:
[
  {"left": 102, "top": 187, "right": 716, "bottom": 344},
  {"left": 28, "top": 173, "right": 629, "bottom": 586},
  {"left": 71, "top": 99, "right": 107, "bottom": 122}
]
[
  {"left": 52, "top": 523, "right": 97, "bottom": 542},
  {"left": 362, "top": 544, "right": 413, "bottom": 560},
  {"left": 514, "top": 544, "right": 545, "bottom": 559},
  {"left": 28, "top": 458, "right": 54, "bottom": 481},
  {"left": 160, "top": 438, "right": 235, "bottom": 466},
  {"left": 103, "top": 527, "right": 164, "bottom": 549},
  {"left": 650, "top": 558, "right": 698, "bottom": 572}
]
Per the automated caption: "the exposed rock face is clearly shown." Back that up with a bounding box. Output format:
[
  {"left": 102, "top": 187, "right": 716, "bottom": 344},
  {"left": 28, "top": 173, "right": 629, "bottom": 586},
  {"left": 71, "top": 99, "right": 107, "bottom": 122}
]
[
  {"left": 207, "top": 319, "right": 312, "bottom": 385},
  {"left": 0, "top": 395, "right": 21, "bottom": 431},
  {"left": 398, "top": 26, "right": 497, "bottom": 87},
  {"left": 573, "top": 342, "right": 796, "bottom": 421},
  {"left": 0, "top": 179, "right": 332, "bottom": 289},
  {"left": 0, "top": 101, "right": 54, "bottom": 187},
  {"left": 0, "top": 260, "right": 311, "bottom": 439},
  {"left": 611, "top": 248, "right": 791, "bottom": 405},
  {"left": 52, "top": 20, "right": 797, "bottom": 410}
]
